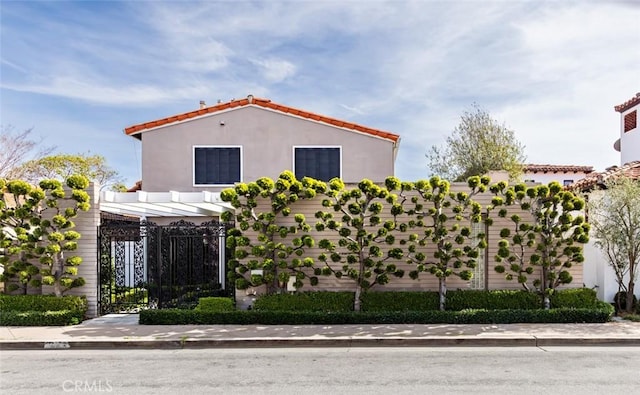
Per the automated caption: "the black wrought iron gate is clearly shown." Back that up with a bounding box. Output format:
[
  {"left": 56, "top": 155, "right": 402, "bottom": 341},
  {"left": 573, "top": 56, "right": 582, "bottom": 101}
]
[{"left": 98, "top": 219, "right": 229, "bottom": 314}]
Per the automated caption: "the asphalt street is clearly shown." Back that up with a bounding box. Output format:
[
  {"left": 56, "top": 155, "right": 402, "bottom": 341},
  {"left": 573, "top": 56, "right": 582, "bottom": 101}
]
[{"left": 2, "top": 347, "right": 639, "bottom": 394}]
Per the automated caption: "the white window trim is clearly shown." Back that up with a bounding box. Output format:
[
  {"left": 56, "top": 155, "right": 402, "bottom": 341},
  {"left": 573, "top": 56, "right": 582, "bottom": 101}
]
[
  {"left": 292, "top": 145, "right": 343, "bottom": 180},
  {"left": 193, "top": 145, "right": 243, "bottom": 187}
]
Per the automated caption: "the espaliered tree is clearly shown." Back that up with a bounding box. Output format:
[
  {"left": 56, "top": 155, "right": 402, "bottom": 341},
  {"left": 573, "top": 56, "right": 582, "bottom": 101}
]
[
  {"left": 491, "top": 181, "right": 589, "bottom": 309},
  {"left": 0, "top": 175, "right": 91, "bottom": 296},
  {"left": 314, "top": 177, "right": 406, "bottom": 311},
  {"left": 220, "top": 171, "right": 326, "bottom": 293},
  {"left": 400, "top": 175, "right": 489, "bottom": 311}
]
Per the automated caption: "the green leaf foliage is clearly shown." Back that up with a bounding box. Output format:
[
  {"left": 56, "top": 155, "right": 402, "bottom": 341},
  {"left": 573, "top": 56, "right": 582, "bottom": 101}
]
[
  {"left": 491, "top": 181, "right": 589, "bottom": 308},
  {"left": 1, "top": 175, "right": 90, "bottom": 296},
  {"left": 139, "top": 303, "right": 613, "bottom": 325},
  {"left": 314, "top": 176, "right": 407, "bottom": 311},
  {"left": 426, "top": 104, "right": 526, "bottom": 181},
  {"left": 0, "top": 295, "right": 87, "bottom": 325},
  {"left": 220, "top": 171, "right": 324, "bottom": 293}
]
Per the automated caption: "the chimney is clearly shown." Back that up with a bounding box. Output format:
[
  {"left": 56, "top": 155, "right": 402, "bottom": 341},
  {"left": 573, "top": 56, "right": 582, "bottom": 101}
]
[
  {"left": 199, "top": 100, "right": 206, "bottom": 109},
  {"left": 247, "top": 94, "right": 254, "bottom": 104}
]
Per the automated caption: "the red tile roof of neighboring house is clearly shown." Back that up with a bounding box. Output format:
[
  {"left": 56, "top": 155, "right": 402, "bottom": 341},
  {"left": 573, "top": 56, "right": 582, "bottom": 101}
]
[
  {"left": 126, "top": 180, "right": 142, "bottom": 192},
  {"left": 124, "top": 95, "right": 400, "bottom": 143},
  {"left": 524, "top": 164, "right": 595, "bottom": 174},
  {"left": 614, "top": 93, "right": 640, "bottom": 113},
  {"left": 566, "top": 161, "right": 640, "bottom": 191}
]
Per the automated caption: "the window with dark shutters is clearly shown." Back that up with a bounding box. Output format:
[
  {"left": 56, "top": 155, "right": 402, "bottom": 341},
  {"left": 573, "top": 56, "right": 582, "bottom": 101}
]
[
  {"left": 194, "top": 146, "right": 241, "bottom": 185},
  {"left": 294, "top": 147, "right": 341, "bottom": 181}
]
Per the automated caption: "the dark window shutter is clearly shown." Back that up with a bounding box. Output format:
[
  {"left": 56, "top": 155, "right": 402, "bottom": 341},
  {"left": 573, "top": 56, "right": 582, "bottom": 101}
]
[
  {"left": 194, "top": 147, "right": 240, "bottom": 185},
  {"left": 294, "top": 148, "right": 340, "bottom": 181}
]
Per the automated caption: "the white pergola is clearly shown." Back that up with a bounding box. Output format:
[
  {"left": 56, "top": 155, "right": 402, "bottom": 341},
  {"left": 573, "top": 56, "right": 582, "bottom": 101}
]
[{"left": 99, "top": 190, "right": 234, "bottom": 218}]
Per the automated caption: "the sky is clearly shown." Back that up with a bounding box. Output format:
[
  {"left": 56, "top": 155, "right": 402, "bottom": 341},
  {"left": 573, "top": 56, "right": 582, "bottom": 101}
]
[{"left": 1, "top": 1, "right": 639, "bottom": 188}]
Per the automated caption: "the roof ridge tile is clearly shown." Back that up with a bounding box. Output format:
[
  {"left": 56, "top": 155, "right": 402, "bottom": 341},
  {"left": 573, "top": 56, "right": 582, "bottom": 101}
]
[{"left": 124, "top": 96, "right": 399, "bottom": 143}]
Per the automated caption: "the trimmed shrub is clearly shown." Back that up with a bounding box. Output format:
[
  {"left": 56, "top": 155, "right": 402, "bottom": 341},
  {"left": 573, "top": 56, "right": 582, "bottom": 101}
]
[
  {"left": 361, "top": 291, "right": 439, "bottom": 312},
  {"left": 251, "top": 290, "right": 600, "bottom": 313},
  {"left": 195, "top": 297, "right": 235, "bottom": 312},
  {"left": 550, "top": 288, "right": 599, "bottom": 309},
  {"left": 446, "top": 290, "right": 540, "bottom": 310},
  {"left": 0, "top": 295, "right": 87, "bottom": 326},
  {"left": 139, "top": 302, "right": 613, "bottom": 325},
  {"left": 0, "top": 310, "right": 81, "bottom": 326},
  {"left": 253, "top": 292, "right": 354, "bottom": 312},
  {"left": 0, "top": 294, "right": 87, "bottom": 314},
  {"left": 361, "top": 290, "right": 540, "bottom": 311}
]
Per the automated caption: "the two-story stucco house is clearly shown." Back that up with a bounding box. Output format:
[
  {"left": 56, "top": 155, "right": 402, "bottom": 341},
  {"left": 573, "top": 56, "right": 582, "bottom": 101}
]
[
  {"left": 100, "top": 95, "right": 400, "bottom": 223},
  {"left": 125, "top": 95, "right": 400, "bottom": 193}
]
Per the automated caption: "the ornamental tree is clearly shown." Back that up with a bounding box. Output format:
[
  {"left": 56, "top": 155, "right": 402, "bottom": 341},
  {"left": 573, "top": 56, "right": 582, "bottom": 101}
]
[
  {"left": 400, "top": 175, "right": 489, "bottom": 311},
  {"left": 0, "top": 175, "right": 91, "bottom": 296},
  {"left": 588, "top": 177, "right": 640, "bottom": 314},
  {"left": 426, "top": 104, "right": 526, "bottom": 181},
  {"left": 492, "top": 181, "right": 589, "bottom": 309},
  {"left": 220, "top": 171, "right": 325, "bottom": 294},
  {"left": 314, "top": 177, "right": 405, "bottom": 311},
  {"left": 15, "top": 153, "right": 123, "bottom": 188}
]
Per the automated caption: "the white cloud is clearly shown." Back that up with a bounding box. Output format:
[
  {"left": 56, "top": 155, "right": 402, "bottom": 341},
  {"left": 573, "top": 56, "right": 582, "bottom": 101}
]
[
  {"left": 1, "top": 76, "right": 208, "bottom": 106},
  {"left": 1, "top": 1, "right": 639, "bottom": 185},
  {"left": 249, "top": 58, "right": 297, "bottom": 83}
]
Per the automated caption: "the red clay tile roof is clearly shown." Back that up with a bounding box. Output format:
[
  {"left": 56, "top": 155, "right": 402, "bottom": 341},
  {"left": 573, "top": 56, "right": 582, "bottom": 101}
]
[
  {"left": 126, "top": 180, "right": 142, "bottom": 192},
  {"left": 566, "top": 161, "right": 640, "bottom": 191},
  {"left": 614, "top": 93, "right": 640, "bottom": 113},
  {"left": 124, "top": 96, "right": 400, "bottom": 143},
  {"left": 524, "top": 164, "right": 594, "bottom": 174}
]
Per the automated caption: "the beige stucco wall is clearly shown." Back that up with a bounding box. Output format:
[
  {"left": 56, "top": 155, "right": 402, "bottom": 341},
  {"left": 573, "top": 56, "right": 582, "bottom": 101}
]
[
  {"left": 232, "top": 183, "right": 584, "bottom": 295},
  {"left": 139, "top": 106, "right": 396, "bottom": 192}
]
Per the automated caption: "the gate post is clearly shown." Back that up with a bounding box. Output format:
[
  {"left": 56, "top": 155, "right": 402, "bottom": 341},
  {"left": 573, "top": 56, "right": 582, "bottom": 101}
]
[{"left": 218, "top": 224, "right": 226, "bottom": 290}]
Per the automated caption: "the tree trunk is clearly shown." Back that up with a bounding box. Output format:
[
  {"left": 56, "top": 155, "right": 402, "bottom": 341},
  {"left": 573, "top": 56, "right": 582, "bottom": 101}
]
[
  {"left": 542, "top": 267, "right": 550, "bottom": 309},
  {"left": 626, "top": 281, "right": 635, "bottom": 314},
  {"left": 354, "top": 285, "right": 362, "bottom": 312},
  {"left": 439, "top": 277, "right": 447, "bottom": 311},
  {"left": 53, "top": 252, "right": 63, "bottom": 297}
]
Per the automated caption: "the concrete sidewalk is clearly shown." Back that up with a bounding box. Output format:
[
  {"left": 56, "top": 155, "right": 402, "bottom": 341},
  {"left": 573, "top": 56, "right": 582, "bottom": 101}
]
[{"left": 1, "top": 314, "right": 640, "bottom": 350}]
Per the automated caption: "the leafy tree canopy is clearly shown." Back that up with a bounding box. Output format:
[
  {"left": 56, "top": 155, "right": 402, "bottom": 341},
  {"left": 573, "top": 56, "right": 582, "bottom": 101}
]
[
  {"left": 427, "top": 104, "right": 526, "bottom": 181},
  {"left": 15, "top": 153, "right": 123, "bottom": 189}
]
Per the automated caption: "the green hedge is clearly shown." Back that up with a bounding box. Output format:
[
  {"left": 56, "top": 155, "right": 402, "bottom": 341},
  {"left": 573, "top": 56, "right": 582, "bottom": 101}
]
[
  {"left": 254, "top": 289, "right": 597, "bottom": 312},
  {"left": 361, "top": 290, "right": 541, "bottom": 311},
  {"left": 195, "top": 297, "right": 235, "bottom": 312},
  {"left": 550, "top": 288, "right": 598, "bottom": 308},
  {"left": 0, "top": 310, "right": 82, "bottom": 326},
  {"left": 140, "top": 302, "right": 613, "bottom": 325},
  {"left": 0, "top": 295, "right": 87, "bottom": 326},
  {"left": 361, "top": 291, "right": 439, "bottom": 311},
  {"left": 253, "top": 292, "right": 354, "bottom": 312}
]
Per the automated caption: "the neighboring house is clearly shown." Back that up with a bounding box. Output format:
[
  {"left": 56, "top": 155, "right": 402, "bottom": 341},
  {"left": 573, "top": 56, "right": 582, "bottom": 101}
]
[
  {"left": 613, "top": 92, "right": 640, "bottom": 165},
  {"left": 522, "top": 164, "right": 594, "bottom": 186},
  {"left": 567, "top": 92, "right": 640, "bottom": 303},
  {"left": 123, "top": 95, "right": 400, "bottom": 193},
  {"left": 568, "top": 161, "right": 640, "bottom": 303}
]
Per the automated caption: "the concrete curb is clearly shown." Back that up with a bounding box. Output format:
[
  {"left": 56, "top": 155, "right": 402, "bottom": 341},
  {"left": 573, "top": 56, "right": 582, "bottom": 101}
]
[{"left": 2, "top": 337, "right": 640, "bottom": 350}]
